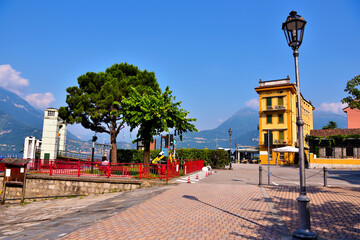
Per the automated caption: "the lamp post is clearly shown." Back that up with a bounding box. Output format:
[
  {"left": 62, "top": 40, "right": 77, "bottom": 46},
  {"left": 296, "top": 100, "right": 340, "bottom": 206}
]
[
  {"left": 228, "top": 128, "right": 233, "bottom": 170},
  {"left": 91, "top": 134, "right": 97, "bottom": 174},
  {"left": 282, "top": 11, "right": 317, "bottom": 239}
]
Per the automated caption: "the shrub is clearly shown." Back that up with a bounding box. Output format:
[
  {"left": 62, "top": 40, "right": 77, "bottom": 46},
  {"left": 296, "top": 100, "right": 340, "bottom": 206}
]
[{"left": 117, "top": 148, "right": 229, "bottom": 168}]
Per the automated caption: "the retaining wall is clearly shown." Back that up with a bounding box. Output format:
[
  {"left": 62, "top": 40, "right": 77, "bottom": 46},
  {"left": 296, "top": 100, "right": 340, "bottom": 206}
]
[
  {"left": 0, "top": 174, "right": 161, "bottom": 200},
  {"left": 309, "top": 157, "right": 360, "bottom": 169}
]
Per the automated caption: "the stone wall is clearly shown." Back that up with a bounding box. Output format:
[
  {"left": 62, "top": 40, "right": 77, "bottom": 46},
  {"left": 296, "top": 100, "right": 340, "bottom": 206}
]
[{"left": 0, "top": 174, "right": 158, "bottom": 200}]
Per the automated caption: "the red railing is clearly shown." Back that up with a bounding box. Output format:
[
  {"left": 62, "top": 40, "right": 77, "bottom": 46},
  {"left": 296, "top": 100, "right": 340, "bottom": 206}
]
[
  {"left": 183, "top": 159, "right": 205, "bottom": 176},
  {"left": 21, "top": 158, "right": 204, "bottom": 182}
]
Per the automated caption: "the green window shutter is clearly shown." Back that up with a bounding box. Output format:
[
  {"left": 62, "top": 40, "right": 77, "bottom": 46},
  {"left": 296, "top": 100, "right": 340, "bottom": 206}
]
[
  {"left": 267, "top": 115, "right": 272, "bottom": 124},
  {"left": 279, "top": 114, "right": 284, "bottom": 123},
  {"left": 278, "top": 97, "right": 283, "bottom": 106},
  {"left": 279, "top": 131, "right": 284, "bottom": 140},
  {"left": 266, "top": 98, "right": 272, "bottom": 106}
]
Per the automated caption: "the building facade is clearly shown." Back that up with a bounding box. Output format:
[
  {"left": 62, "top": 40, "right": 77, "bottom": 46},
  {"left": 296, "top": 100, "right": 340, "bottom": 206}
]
[
  {"left": 343, "top": 106, "right": 360, "bottom": 129},
  {"left": 40, "top": 108, "right": 67, "bottom": 161},
  {"left": 255, "top": 76, "right": 314, "bottom": 165}
]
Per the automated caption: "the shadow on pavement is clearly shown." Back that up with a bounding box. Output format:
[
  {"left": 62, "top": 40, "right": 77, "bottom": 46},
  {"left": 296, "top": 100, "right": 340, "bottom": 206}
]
[
  {"left": 183, "top": 195, "right": 263, "bottom": 226},
  {"left": 263, "top": 185, "right": 360, "bottom": 239}
]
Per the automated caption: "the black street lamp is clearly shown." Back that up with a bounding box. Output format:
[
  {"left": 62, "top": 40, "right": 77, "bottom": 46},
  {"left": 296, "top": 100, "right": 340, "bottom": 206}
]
[
  {"left": 282, "top": 11, "right": 317, "bottom": 240},
  {"left": 228, "top": 128, "right": 233, "bottom": 170},
  {"left": 91, "top": 134, "right": 97, "bottom": 174}
]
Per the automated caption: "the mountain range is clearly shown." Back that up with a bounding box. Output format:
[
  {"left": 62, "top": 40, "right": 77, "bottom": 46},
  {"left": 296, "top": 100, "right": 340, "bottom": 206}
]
[
  {"left": 0, "top": 87, "right": 348, "bottom": 154},
  {"left": 0, "top": 87, "right": 78, "bottom": 155}
]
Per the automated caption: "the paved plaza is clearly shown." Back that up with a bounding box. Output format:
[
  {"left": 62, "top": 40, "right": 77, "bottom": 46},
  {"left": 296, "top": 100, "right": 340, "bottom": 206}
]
[{"left": 0, "top": 164, "right": 359, "bottom": 239}]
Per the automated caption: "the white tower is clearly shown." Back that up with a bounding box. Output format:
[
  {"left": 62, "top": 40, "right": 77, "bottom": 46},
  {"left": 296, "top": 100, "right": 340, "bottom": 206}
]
[
  {"left": 40, "top": 108, "right": 67, "bottom": 161},
  {"left": 23, "top": 136, "right": 39, "bottom": 159}
]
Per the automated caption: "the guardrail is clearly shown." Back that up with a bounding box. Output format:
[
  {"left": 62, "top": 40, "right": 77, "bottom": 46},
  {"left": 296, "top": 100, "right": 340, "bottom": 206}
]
[{"left": 0, "top": 158, "right": 204, "bottom": 182}]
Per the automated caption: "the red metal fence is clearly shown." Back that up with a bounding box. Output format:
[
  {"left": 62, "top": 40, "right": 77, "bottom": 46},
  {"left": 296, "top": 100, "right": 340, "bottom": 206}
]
[{"left": 0, "top": 158, "right": 204, "bottom": 182}]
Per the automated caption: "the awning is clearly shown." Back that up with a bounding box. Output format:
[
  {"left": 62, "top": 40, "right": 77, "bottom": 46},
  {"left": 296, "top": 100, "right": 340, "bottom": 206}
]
[{"left": 272, "top": 146, "right": 299, "bottom": 153}]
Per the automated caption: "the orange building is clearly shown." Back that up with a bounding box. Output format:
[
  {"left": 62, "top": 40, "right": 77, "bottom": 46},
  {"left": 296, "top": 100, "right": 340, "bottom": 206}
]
[
  {"left": 255, "top": 76, "right": 314, "bottom": 165},
  {"left": 343, "top": 106, "right": 360, "bottom": 129}
]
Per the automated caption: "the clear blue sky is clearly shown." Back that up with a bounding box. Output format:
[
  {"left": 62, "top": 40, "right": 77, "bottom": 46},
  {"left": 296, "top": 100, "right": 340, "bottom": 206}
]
[{"left": 0, "top": 0, "right": 359, "bottom": 139}]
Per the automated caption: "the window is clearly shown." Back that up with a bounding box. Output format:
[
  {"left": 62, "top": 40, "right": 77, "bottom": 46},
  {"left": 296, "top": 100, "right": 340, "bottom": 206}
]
[
  {"left": 346, "top": 147, "right": 354, "bottom": 157},
  {"left": 278, "top": 114, "right": 284, "bottom": 123},
  {"left": 266, "top": 97, "right": 272, "bottom": 107},
  {"left": 278, "top": 97, "right": 283, "bottom": 106},
  {"left": 264, "top": 131, "right": 273, "bottom": 147},
  {"left": 267, "top": 115, "right": 272, "bottom": 124},
  {"left": 48, "top": 111, "right": 55, "bottom": 116},
  {"left": 325, "top": 148, "right": 333, "bottom": 158},
  {"left": 279, "top": 131, "right": 284, "bottom": 141}
]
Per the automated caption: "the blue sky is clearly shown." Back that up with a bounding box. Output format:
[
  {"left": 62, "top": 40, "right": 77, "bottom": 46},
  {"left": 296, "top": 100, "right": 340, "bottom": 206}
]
[{"left": 0, "top": 0, "right": 359, "bottom": 140}]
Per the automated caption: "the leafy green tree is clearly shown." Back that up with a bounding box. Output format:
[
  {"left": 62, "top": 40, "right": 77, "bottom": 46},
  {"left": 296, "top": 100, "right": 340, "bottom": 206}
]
[
  {"left": 119, "top": 87, "right": 197, "bottom": 164},
  {"left": 342, "top": 75, "right": 360, "bottom": 109},
  {"left": 59, "top": 63, "right": 160, "bottom": 163},
  {"left": 322, "top": 121, "right": 337, "bottom": 129}
]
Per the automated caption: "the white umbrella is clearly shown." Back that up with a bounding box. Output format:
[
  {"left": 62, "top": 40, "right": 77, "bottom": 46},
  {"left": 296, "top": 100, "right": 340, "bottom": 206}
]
[
  {"left": 273, "top": 146, "right": 299, "bottom": 153},
  {"left": 272, "top": 146, "right": 299, "bottom": 165}
]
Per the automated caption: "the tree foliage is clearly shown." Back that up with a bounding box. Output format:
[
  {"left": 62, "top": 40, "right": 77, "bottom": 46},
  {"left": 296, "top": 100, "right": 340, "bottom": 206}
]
[
  {"left": 59, "top": 63, "right": 160, "bottom": 163},
  {"left": 119, "top": 87, "right": 197, "bottom": 164},
  {"left": 322, "top": 121, "right": 337, "bottom": 129},
  {"left": 342, "top": 75, "right": 360, "bottom": 109}
]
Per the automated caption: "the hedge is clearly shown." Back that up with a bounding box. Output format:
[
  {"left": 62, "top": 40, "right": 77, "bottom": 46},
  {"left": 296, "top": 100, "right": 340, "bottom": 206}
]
[{"left": 117, "top": 148, "right": 229, "bottom": 169}]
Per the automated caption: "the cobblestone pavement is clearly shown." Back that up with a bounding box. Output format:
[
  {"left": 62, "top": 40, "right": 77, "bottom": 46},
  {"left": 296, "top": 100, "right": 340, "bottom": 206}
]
[
  {"left": 265, "top": 185, "right": 360, "bottom": 239},
  {"left": 63, "top": 183, "right": 288, "bottom": 240},
  {"left": 0, "top": 186, "right": 173, "bottom": 240},
  {"left": 1, "top": 164, "right": 359, "bottom": 239}
]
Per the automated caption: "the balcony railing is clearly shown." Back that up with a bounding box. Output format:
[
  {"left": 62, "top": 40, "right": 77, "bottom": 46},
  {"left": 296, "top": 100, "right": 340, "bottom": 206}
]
[
  {"left": 259, "top": 139, "right": 288, "bottom": 146},
  {"left": 263, "top": 105, "right": 286, "bottom": 111}
]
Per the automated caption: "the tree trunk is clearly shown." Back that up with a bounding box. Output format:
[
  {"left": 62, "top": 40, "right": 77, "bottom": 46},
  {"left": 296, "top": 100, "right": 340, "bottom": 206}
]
[
  {"left": 143, "top": 141, "right": 151, "bottom": 165},
  {"left": 110, "top": 129, "right": 117, "bottom": 164}
]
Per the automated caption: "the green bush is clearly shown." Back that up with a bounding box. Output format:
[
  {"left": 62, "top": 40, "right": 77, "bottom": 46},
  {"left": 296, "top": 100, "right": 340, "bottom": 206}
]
[{"left": 117, "top": 148, "right": 229, "bottom": 168}]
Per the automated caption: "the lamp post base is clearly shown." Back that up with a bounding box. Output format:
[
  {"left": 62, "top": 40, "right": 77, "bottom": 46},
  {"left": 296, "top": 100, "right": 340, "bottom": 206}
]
[
  {"left": 292, "top": 195, "right": 317, "bottom": 240},
  {"left": 293, "top": 229, "right": 317, "bottom": 239}
]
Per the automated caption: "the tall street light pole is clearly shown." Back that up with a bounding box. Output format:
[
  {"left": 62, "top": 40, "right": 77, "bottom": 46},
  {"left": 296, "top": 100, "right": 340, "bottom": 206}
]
[
  {"left": 282, "top": 10, "right": 317, "bottom": 239},
  {"left": 228, "top": 128, "right": 233, "bottom": 170}
]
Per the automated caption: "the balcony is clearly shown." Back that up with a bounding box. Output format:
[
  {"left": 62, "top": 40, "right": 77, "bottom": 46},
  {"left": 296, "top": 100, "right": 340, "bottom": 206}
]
[
  {"left": 273, "top": 139, "right": 287, "bottom": 145},
  {"left": 259, "top": 139, "right": 288, "bottom": 146},
  {"left": 263, "top": 105, "right": 286, "bottom": 112}
]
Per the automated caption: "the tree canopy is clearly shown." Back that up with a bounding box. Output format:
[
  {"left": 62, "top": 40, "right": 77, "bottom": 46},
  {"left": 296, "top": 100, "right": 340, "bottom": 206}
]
[
  {"left": 342, "top": 75, "right": 360, "bottom": 109},
  {"left": 59, "top": 63, "right": 160, "bottom": 163},
  {"left": 322, "top": 121, "right": 337, "bottom": 130},
  {"left": 119, "top": 86, "right": 197, "bottom": 164}
]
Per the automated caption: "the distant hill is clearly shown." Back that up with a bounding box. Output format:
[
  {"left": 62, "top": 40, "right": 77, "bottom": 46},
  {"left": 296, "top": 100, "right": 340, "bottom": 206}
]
[
  {"left": 0, "top": 87, "right": 43, "bottom": 128},
  {"left": 0, "top": 111, "right": 42, "bottom": 154},
  {"left": 0, "top": 87, "right": 78, "bottom": 155},
  {"left": 313, "top": 110, "right": 347, "bottom": 129},
  {"left": 177, "top": 107, "right": 259, "bottom": 149},
  {"left": 175, "top": 108, "right": 350, "bottom": 150},
  {"left": 0, "top": 85, "right": 351, "bottom": 154}
]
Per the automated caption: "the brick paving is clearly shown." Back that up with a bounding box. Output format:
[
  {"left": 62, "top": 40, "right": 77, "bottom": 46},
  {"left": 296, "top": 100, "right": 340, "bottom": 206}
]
[
  {"left": 2, "top": 164, "right": 359, "bottom": 239},
  {"left": 63, "top": 183, "right": 284, "bottom": 240},
  {"left": 265, "top": 185, "right": 360, "bottom": 239}
]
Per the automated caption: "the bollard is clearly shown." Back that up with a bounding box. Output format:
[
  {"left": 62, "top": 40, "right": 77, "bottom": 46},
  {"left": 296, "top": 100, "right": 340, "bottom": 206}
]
[
  {"left": 259, "top": 166, "right": 262, "bottom": 185},
  {"left": 323, "top": 167, "right": 328, "bottom": 187}
]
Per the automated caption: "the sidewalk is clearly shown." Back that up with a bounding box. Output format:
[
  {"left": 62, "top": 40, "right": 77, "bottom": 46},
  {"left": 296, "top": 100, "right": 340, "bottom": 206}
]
[
  {"left": 63, "top": 183, "right": 286, "bottom": 240},
  {"left": 1, "top": 164, "right": 359, "bottom": 239},
  {"left": 62, "top": 164, "right": 360, "bottom": 240}
]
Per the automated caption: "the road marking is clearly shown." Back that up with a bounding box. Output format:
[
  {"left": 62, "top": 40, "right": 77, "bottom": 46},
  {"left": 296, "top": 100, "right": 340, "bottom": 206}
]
[
  {"left": 272, "top": 182, "right": 279, "bottom": 186},
  {"left": 58, "top": 233, "right": 67, "bottom": 237}
]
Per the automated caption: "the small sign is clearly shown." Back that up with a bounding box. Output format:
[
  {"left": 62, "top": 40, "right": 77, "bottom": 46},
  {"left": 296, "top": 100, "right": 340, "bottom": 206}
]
[
  {"left": 176, "top": 164, "right": 179, "bottom": 172},
  {"left": 5, "top": 169, "right": 11, "bottom": 177},
  {"left": 260, "top": 151, "right": 268, "bottom": 155},
  {"left": 20, "top": 168, "right": 24, "bottom": 173},
  {"left": 163, "top": 148, "right": 169, "bottom": 157}
]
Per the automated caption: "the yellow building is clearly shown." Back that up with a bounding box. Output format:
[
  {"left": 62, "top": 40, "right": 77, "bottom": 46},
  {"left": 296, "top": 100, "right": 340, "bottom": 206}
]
[{"left": 254, "top": 76, "right": 314, "bottom": 165}]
